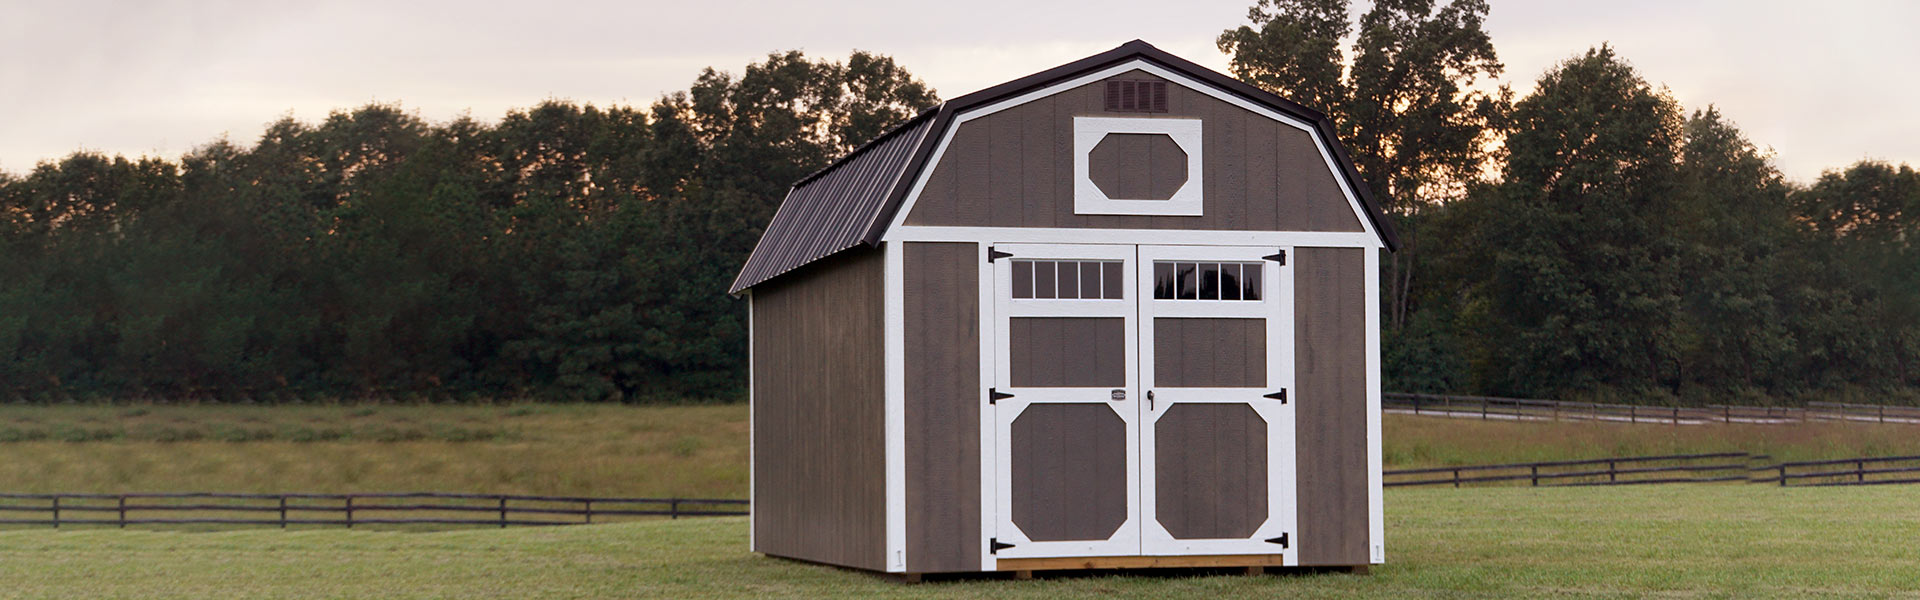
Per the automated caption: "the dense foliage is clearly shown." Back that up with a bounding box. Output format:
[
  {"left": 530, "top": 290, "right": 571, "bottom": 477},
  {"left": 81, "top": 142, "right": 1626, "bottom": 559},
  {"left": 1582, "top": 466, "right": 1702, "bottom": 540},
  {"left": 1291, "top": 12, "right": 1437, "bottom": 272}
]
[
  {"left": 1224, "top": 3, "right": 1920, "bottom": 403},
  {"left": 0, "top": 51, "right": 937, "bottom": 402},
  {"left": 3, "top": 4, "right": 1915, "bottom": 404}
]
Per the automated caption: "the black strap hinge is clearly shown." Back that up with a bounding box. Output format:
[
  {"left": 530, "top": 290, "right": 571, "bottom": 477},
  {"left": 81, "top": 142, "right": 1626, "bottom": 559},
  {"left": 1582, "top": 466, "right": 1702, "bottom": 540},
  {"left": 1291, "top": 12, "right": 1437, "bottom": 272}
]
[
  {"left": 988, "top": 247, "right": 1014, "bottom": 262},
  {"left": 1264, "top": 389, "right": 1287, "bottom": 403},
  {"left": 989, "top": 388, "right": 1014, "bottom": 404},
  {"left": 990, "top": 538, "right": 1015, "bottom": 554},
  {"left": 1264, "top": 250, "right": 1287, "bottom": 265},
  {"left": 1265, "top": 533, "right": 1289, "bottom": 548}
]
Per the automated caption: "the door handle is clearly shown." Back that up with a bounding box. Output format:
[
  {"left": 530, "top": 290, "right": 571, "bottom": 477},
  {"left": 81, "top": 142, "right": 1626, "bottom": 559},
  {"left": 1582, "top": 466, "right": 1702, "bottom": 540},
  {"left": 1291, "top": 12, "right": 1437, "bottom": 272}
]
[{"left": 1147, "top": 390, "right": 1155, "bottom": 411}]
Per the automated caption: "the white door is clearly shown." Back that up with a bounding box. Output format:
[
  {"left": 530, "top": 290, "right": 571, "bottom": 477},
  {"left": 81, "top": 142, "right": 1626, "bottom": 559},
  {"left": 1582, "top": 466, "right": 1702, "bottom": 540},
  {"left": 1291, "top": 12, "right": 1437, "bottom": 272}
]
[
  {"left": 989, "top": 243, "right": 1140, "bottom": 559},
  {"left": 1136, "top": 245, "right": 1296, "bottom": 558}
]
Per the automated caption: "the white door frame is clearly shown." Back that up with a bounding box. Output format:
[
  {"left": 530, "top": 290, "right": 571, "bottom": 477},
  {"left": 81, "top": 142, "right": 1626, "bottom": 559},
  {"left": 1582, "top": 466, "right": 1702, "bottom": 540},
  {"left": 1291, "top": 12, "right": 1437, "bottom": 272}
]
[
  {"left": 989, "top": 243, "right": 1141, "bottom": 559},
  {"left": 1135, "top": 244, "right": 1296, "bottom": 560}
]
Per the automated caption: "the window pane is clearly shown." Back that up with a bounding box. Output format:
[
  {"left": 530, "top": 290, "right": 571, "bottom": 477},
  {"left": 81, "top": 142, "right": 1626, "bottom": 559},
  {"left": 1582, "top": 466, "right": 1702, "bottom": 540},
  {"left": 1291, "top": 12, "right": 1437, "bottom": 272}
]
[
  {"left": 1057, "top": 260, "right": 1079, "bottom": 299},
  {"left": 1199, "top": 263, "right": 1221, "bottom": 300},
  {"left": 1079, "top": 261, "right": 1101, "bottom": 301},
  {"left": 1012, "top": 260, "right": 1034, "bottom": 299},
  {"left": 1221, "top": 263, "right": 1242, "bottom": 300},
  {"left": 1103, "top": 261, "right": 1125, "bottom": 299},
  {"left": 1153, "top": 262, "right": 1174, "bottom": 299},
  {"left": 1035, "top": 261, "right": 1057, "bottom": 299},
  {"left": 1177, "top": 262, "right": 1197, "bottom": 300},
  {"left": 1242, "top": 264, "right": 1262, "bottom": 301}
]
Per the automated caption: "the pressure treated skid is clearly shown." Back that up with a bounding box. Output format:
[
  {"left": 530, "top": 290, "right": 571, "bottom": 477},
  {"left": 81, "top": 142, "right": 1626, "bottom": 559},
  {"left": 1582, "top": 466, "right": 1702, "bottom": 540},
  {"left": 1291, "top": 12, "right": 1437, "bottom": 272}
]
[{"left": 736, "top": 40, "right": 1391, "bottom": 576}]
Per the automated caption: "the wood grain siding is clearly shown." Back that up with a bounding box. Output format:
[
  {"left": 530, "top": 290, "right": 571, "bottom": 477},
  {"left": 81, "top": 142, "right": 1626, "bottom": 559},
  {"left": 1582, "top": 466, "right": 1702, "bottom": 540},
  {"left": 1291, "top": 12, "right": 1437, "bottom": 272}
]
[
  {"left": 1009, "top": 317, "right": 1125, "bottom": 388},
  {"left": 1153, "top": 318, "right": 1266, "bottom": 388},
  {"left": 750, "top": 249, "right": 886, "bottom": 571},
  {"left": 1010, "top": 403, "right": 1129, "bottom": 542},
  {"left": 1293, "top": 247, "right": 1369, "bottom": 566},
  {"left": 906, "top": 70, "right": 1363, "bottom": 232},
  {"left": 903, "top": 242, "right": 980, "bottom": 573},
  {"left": 1154, "top": 402, "right": 1267, "bottom": 540}
]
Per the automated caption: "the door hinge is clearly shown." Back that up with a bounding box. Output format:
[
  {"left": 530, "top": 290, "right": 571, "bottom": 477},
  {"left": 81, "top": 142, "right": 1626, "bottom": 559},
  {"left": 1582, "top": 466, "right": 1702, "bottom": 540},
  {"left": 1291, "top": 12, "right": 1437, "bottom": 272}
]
[
  {"left": 1265, "top": 533, "right": 1289, "bottom": 548},
  {"left": 1264, "top": 389, "right": 1287, "bottom": 403},
  {"left": 1264, "top": 250, "right": 1287, "bottom": 265},
  {"left": 988, "top": 247, "right": 1014, "bottom": 262},
  {"left": 988, "top": 388, "right": 1015, "bottom": 404},
  {"left": 990, "top": 538, "right": 1016, "bottom": 554}
]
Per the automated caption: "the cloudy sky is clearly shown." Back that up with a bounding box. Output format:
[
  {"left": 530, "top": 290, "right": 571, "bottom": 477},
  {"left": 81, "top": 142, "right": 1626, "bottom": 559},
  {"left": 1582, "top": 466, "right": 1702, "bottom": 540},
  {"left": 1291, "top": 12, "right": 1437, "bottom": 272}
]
[{"left": 3, "top": 0, "right": 1914, "bottom": 183}]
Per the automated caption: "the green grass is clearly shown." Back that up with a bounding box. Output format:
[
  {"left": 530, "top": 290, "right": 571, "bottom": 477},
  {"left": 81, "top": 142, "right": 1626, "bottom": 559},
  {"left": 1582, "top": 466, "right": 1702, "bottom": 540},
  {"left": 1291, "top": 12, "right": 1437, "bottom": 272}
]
[
  {"left": 0, "top": 485, "right": 1914, "bottom": 598},
  {"left": 0, "top": 404, "right": 746, "bottom": 497}
]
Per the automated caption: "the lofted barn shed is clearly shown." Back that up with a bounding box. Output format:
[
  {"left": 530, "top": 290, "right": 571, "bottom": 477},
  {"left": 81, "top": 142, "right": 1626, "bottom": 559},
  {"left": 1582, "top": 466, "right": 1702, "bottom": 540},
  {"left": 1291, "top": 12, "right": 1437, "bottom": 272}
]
[{"left": 731, "top": 40, "right": 1396, "bottom": 577}]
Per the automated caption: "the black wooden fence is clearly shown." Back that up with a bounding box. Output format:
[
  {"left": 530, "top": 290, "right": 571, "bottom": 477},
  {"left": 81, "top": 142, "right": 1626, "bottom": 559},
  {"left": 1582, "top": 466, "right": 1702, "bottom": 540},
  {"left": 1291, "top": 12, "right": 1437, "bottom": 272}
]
[
  {"left": 0, "top": 492, "right": 747, "bottom": 528},
  {"left": 1386, "top": 393, "right": 1920, "bottom": 425},
  {"left": 1389, "top": 452, "right": 1920, "bottom": 488}
]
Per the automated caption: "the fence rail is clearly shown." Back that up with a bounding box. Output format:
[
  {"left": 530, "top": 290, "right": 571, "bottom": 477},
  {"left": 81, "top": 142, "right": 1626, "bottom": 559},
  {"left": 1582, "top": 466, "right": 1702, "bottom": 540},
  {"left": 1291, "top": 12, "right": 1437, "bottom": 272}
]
[
  {"left": 0, "top": 492, "right": 747, "bottom": 529},
  {"left": 1386, "top": 393, "right": 1920, "bottom": 425},
  {"left": 1388, "top": 452, "right": 1920, "bottom": 488}
]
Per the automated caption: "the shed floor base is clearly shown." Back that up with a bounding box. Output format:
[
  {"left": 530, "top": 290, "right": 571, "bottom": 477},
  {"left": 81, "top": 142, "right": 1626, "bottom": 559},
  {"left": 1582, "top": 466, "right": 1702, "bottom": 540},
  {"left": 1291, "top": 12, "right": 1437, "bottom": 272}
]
[{"left": 994, "top": 554, "right": 1288, "bottom": 571}]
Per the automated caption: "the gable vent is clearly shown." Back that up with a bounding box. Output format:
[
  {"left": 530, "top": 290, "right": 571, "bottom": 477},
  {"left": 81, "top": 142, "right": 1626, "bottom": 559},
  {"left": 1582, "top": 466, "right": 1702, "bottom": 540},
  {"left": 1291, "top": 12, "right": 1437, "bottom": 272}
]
[{"left": 1104, "top": 80, "right": 1167, "bottom": 113}]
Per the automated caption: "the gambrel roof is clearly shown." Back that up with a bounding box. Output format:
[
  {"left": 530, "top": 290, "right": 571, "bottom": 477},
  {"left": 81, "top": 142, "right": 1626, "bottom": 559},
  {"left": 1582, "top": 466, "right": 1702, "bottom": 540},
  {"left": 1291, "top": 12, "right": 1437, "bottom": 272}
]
[{"left": 730, "top": 40, "right": 1399, "bottom": 295}]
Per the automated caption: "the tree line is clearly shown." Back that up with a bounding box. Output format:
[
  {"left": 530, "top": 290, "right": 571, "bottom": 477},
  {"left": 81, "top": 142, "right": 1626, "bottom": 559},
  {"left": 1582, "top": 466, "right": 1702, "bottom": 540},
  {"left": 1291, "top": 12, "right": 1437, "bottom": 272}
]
[{"left": 2, "top": 0, "right": 1914, "bottom": 404}]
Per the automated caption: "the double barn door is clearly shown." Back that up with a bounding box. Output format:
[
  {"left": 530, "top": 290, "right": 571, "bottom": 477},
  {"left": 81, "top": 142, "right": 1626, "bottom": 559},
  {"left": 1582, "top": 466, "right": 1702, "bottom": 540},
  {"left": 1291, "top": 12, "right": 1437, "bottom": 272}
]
[{"left": 990, "top": 243, "right": 1295, "bottom": 560}]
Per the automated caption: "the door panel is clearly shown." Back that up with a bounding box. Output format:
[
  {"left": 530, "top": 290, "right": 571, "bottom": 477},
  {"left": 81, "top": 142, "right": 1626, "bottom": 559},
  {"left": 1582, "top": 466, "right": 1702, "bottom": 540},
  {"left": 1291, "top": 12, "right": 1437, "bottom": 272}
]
[
  {"left": 1138, "top": 245, "right": 1295, "bottom": 559},
  {"left": 991, "top": 244, "right": 1139, "bottom": 559}
]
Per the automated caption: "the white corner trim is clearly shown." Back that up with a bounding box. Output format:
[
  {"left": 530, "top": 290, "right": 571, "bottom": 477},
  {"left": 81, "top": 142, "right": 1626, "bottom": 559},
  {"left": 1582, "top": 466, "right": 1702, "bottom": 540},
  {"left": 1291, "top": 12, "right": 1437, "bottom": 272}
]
[
  {"left": 1365, "top": 248, "right": 1385, "bottom": 564},
  {"left": 880, "top": 58, "right": 1383, "bottom": 246},
  {"left": 884, "top": 241, "right": 907, "bottom": 572},
  {"left": 1073, "top": 117, "right": 1203, "bottom": 216},
  {"left": 976, "top": 242, "right": 998, "bottom": 572},
  {"left": 747, "top": 291, "right": 755, "bottom": 552}
]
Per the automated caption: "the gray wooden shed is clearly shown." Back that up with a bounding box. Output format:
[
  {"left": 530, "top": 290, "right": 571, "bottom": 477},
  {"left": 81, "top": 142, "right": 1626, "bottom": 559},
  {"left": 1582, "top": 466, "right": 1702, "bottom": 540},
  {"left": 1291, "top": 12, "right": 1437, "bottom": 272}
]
[{"left": 731, "top": 40, "right": 1395, "bottom": 576}]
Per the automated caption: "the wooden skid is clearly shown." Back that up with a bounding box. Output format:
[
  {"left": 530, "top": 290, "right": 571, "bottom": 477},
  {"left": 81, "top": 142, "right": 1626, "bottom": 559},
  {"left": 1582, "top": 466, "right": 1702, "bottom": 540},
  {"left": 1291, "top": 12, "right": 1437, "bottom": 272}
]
[{"left": 995, "top": 554, "right": 1287, "bottom": 571}]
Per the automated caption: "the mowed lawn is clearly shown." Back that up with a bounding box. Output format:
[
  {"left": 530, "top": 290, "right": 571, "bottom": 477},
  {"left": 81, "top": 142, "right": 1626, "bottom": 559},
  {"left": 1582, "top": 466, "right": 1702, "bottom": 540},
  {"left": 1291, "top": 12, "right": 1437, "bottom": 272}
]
[{"left": 1, "top": 485, "right": 1916, "bottom": 598}]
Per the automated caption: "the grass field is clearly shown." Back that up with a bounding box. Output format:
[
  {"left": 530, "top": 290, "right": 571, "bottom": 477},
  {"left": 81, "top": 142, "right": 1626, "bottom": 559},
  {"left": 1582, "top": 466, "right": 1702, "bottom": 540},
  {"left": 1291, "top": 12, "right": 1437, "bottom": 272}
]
[
  {"left": 7, "top": 403, "right": 1920, "bottom": 498},
  {"left": 0, "top": 485, "right": 1915, "bottom": 598}
]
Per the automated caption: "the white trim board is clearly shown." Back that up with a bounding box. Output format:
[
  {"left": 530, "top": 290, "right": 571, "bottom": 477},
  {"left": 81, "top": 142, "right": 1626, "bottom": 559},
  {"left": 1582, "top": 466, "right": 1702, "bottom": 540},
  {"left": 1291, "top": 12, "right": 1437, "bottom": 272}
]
[
  {"left": 895, "top": 226, "right": 1380, "bottom": 248},
  {"left": 880, "top": 58, "right": 1382, "bottom": 246},
  {"left": 1365, "top": 248, "right": 1385, "bottom": 564},
  {"left": 884, "top": 241, "right": 907, "bottom": 572},
  {"left": 1074, "top": 116, "right": 1204, "bottom": 216}
]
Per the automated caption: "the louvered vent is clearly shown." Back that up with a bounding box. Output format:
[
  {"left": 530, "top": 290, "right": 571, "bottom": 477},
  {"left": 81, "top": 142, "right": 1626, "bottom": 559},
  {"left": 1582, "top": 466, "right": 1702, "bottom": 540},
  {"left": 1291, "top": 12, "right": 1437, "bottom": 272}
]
[{"left": 1104, "top": 80, "right": 1167, "bottom": 113}]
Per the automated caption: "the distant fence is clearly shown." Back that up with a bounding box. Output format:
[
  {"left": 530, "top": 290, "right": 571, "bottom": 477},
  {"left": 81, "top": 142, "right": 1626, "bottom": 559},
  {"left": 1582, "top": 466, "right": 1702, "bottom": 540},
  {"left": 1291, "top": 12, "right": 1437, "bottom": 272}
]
[
  {"left": 0, "top": 492, "right": 747, "bottom": 529},
  {"left": 1385, "top": 393, "right": 1920, "bottom": 425},
  {"left": 1389, "top": 452, "right": 1920, "bottom": 488}
]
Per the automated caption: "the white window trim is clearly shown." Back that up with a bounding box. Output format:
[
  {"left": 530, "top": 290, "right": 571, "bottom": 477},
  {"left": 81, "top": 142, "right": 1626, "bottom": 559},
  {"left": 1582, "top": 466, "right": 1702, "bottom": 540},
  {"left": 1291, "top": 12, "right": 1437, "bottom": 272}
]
[{"left": 1073, "top": 117, "right": 1204, "bottom": 216}]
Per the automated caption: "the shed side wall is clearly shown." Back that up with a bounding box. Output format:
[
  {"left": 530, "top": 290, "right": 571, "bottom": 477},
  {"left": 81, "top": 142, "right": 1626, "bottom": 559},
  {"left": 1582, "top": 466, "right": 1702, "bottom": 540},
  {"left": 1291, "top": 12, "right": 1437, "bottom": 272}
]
[
  {"left": 751, "top": 249, "right": 887, "bottom": 571},
  {"left": 1293, "top": 246, "right": 1370, "bottom": 566},
  {"left": 903, "top": 242, "right": 982, "bottom": 573},
  {"left": 905, "top": 70, "right": 1362, "bottom": 233}
]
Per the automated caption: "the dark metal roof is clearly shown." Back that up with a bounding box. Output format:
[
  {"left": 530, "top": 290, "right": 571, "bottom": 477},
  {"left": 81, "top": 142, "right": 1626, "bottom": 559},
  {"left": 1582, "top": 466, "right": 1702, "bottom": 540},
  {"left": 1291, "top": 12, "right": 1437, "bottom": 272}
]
[
  {"left": 730, "top": 40, "right": 1401, "bottom": 294},
  {"left": 729, "top": 112, "right": 934, "bottom": 294}
]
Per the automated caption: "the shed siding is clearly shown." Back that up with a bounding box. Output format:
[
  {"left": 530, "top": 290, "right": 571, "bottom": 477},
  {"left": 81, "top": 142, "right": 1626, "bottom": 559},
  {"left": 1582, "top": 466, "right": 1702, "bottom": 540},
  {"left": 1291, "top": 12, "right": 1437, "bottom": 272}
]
[
  {"left": 750, "top": 249, "right": 887, "bottom": 571},
  {"left": 1292, "top": 247, "right": 1370, "bottom": 566},
  {"left": 905, "top": 70, "right": 1362, "bottom": 233},
  {"left": 903, "top": 242, "right": 982, "bottom": 573}
]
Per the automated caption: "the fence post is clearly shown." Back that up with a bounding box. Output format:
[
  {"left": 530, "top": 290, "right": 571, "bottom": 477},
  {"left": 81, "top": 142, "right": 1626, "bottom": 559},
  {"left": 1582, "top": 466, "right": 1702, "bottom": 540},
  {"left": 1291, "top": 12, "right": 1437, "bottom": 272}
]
[
  {"left": 1779, "top": 465, "right": 1787, "bottom": 487},
  {"left": 1672, "top": 407, "right": 1679, "bottom": 425},
  {"left": 1859, "top": 460, "right": 1866, "bottom": 483},
  {"left": 118, "top": 496, "right": 126, "bottom": 529},
  {"left": 1629, "top": 406, "right": 1637, "bottom": 424},
  {"left": 1453, "top": 469, "right": 1460, "bottom": 488},
  {"left": 1530, "top": 465, "right": 1539, "bottom": 487},
  {"left": 499, "top": 497, "right": 508, "bottom": 528},
  {"left": 279, "top": 496, "right": 288, "bottom": 529},
  {"left": 584, "top": 500, "right": 593, "bottom": 524},
  {"left": 1609, "top": 460, "right": 1617, "bottom": 483},
  {"left": 671, "top": 499, "right": 681, "bottom": 519},
  {"left": 1412, "top": 396, "right": 1420, "bottom": 415},
  {"left": 345, "top": 496, "right": 353, "bottom": 529},
  {"left": 52, "top": 496, "right": 60, "bottom": 529},
  {"left": 1481, "top": 399, "right": 1488, "bottom": 420},
  {"left": 1879, "top": 406, "right": 1886, "bottom": 424}
]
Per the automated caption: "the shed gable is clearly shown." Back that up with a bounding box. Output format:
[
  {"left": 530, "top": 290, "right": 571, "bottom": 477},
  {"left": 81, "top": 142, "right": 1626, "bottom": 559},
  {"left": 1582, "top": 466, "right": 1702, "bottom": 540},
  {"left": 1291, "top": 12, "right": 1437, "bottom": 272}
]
[{"left": 902, "top": 70, "right": 1365, "bottom": 232}]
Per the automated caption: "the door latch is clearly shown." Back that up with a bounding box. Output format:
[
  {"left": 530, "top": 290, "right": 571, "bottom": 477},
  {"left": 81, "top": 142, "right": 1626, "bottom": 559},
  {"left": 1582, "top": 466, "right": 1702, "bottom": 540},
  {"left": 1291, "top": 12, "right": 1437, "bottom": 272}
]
[{"left": 1146, "top": 390, "right": 1155, "bottom": 411}]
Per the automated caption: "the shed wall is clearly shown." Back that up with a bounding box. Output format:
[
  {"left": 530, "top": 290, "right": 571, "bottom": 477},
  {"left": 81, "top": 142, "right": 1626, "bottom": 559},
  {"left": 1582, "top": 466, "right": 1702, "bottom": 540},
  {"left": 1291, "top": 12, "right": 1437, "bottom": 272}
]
[
  {"left": 904, "top": 70, "right": 1363, "bottom": 233},
  {"left": 1292, "top": 246, "right": 1370, "bottom": 566},
  {"left": 750, "top": 249, "right": 887, "bottom": 571},
  {"left": 902, "top": 242, "right": 982, "bottom": 572}
]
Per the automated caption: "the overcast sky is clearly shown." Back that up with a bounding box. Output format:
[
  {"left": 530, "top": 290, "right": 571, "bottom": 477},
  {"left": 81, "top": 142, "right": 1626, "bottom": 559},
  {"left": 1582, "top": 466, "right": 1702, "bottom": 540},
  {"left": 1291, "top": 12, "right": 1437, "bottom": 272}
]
[{"left": 3, "top": 0, "right": 1914, "bottom": 183}]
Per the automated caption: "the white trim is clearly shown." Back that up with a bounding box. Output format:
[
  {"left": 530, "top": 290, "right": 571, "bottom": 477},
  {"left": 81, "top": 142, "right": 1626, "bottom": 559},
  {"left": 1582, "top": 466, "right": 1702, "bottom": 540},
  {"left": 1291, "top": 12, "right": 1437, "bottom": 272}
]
[
  {"left": 1074, "top": 117, "right": 1204, "bottom": 216},
  {"left": 1365, "top": 248, "right": 1385, "bottom": 565},
  {"left": 1136, "top": 245, "right": 1295, "bottom": 559},
  {"left": 879, "top": 58, "right": 1382, "bottom": 245},
  {"left": 977, "top": 243, "right": 998, "bottom": 571},
  {"left": 895, "top": 226, "right": 1379, "bottom": 249},
  {"left": 747, "top": 290, "right": 755, "bottom": 552},
  {"left": 884, "top": 241, "right": 907, "bottom": 572}
]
